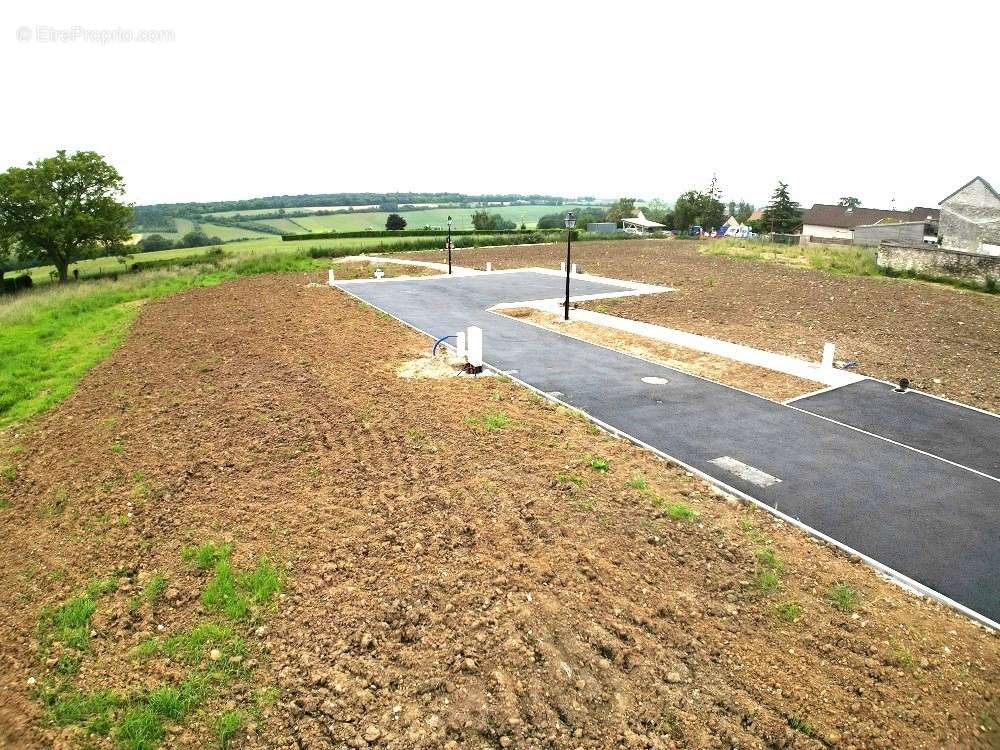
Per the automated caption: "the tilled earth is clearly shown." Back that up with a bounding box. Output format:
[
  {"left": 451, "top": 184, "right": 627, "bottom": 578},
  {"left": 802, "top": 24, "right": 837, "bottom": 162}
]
[
  {"left": 391, "top": 241, "right": 1000, "bottom": 412},
  {"left": 0, "top": 274, "right": 997, "bottom": 749}
]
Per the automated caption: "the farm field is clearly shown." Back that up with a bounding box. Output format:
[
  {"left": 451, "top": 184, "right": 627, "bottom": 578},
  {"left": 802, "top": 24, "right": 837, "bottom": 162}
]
[
  {"left": 1, "top": 273, "right": 996, "bottom": 749},
  {"left": 390, "top": 239, "right": 1000, "bottom": 412},
  {"left": 203, "top": 204, "right": 380, "bottom": 218},
  {"left": 254, "top": 204, "right": 581, "bottom": 233},
  {"left": 21, "top": 234, "right": 450, "bottom": 285}
]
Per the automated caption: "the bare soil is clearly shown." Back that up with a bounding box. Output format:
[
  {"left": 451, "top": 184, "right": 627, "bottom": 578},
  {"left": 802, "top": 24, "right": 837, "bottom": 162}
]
[
  {"left": 499, "top": 308, "right": 816, "bottom": 402},
  {"left": 391, "top": 240, "right": 1000, "bottom": 412},
  {"left": 1, "top": 274, "right": 997, "bottom": 750}
]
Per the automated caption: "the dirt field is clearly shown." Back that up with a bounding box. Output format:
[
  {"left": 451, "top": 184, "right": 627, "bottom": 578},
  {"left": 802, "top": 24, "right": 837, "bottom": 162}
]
[
  {"left": 391, "top": 240, "right": 1000, "bottom": 412},
  {"left": 1, "top": 274, "right": 997, "bottom": 749}
]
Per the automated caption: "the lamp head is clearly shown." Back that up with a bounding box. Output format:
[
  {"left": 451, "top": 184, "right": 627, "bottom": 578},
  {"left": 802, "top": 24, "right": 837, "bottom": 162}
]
[{"left": 565, "top": 211, "right": 577, "bottom": 229}]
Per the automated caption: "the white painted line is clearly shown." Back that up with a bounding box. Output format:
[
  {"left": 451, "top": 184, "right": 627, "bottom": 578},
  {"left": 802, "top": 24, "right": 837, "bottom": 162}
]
[
  {"left": 784, "top": 382, "right": 856, "bottom": 404},
  {"left": 641, "top": 376, "right": 669, "bottom": 385},
  {"left": 710, "top": 456, "right": 783, "bottom": 487},
  {"left": 784, "top": 402, "right": 1000, "bottom": 484},
  {"left": 330, "top": 281, "right": 1000, "bottom": 631}
]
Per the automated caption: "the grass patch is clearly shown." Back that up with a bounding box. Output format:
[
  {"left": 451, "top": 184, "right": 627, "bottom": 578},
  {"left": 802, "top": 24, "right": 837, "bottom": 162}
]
[
  {"left": 588, "top": 456, "right": 610, "bottom": 473},
  {"left": 663, "top": 501, "right": 698, "bottom": 522},
  {"left": 625, "top": 475, "right": 649, "bottom": 491},
  {"left": 181, "top": 541, "right": 232, "bottom": 570},
  {"left": 555, "top": 472, "right": 585, "bottom": 488},
  {"left": 143, "top": 574, "right": 168, "bottom": 603},
  {"left": 38, "top": 596, "right": 97, "bottom": 651},
  {"left": 752, "top": 568, "right": 781, "bottom": 592},
  {"left": 775, "top": 601, "right": 803, "bottom": 622},
  {"left": 787, "top": 714, "right": 815, "bottom": 737},
  {"left": 202, "top": 557, "right": 282, "bottom": 621},
  {"left": 468, "top": 410, "right": 510, "bottom": 432},
  {"left": 162, "top": 623, "right": 234, "bottom": 663},
  {"left": 116, "top": 706, "right": 166, "bottom": 750},
  {"left": 827, "top": 582, "right": 860, "bottom": 612},
  {"left": 754, "top": 548, "right": 783, "bottom": 571},
  {"left": 215, "top": 710, "right": 245, "bottom": 749}
]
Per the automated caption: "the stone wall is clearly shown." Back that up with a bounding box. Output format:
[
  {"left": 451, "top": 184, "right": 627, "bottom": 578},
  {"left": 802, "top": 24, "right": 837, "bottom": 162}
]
[{"left": 876, "top": 242, "right": 1000, "bottom": 286}]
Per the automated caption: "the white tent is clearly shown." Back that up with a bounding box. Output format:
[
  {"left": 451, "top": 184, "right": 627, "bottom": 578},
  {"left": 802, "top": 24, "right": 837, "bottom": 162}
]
[{"left": 621, "top": 210, "right": 666, "bottom": 234}]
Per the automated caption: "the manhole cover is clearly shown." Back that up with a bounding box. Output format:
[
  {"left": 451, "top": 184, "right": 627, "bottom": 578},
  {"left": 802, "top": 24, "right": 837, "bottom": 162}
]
[{"left": 641, "top": 376, "right": 669, "bottom": 385}]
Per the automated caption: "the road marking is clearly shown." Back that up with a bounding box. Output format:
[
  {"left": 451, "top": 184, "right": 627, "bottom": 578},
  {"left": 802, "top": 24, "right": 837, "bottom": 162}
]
[
  {"left": 710, "top": 456, "right": 782, "bottom": 488},
  {"left": 641, "top": 376, "right": 669, "bottom": 385}
]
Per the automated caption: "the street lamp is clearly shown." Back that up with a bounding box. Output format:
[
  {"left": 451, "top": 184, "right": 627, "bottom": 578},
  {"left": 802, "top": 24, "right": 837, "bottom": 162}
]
[
  {"left": 446, "top": 215, "right": 453, "bottom": 275},
  {"left": 563, "top": 211, "right": 576, "bottom": 321}
]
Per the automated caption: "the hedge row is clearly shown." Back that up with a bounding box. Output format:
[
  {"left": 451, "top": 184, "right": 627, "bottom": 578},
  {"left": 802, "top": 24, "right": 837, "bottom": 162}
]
[
  {"left": 305, "top": 232, "right": 551, "bottom": 258},
  {"left": 282, "top": 228, "right": 560, "bottom": 242}
]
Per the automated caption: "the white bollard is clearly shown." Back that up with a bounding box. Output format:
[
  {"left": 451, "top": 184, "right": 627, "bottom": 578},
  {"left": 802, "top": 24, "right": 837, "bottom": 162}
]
[
  {"left": 374, "top": 269, "right": 385, "bottom": 280},
  {"left": 327, "top": 269, "right": 336, "bottom": 286},
  {"left": 467, "top": 326, "right": 483, "bottom": 368},
  {"left": 456, "top": 331, "right": 467, "bottom": 358},
  {"left": 485, "top": 262, "right": 492, "bottom": 272},
  {"left": 571, "top": 263, "right": 578, "bottom": 274},
  {"left": 822, "top": 342, "right": 835, "bottom": 369},
  {"left": 560, "top": 261, "right": 565, "bottom": 272}
]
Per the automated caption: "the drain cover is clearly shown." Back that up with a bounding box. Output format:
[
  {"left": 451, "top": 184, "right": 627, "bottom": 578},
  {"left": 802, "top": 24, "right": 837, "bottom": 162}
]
[{"left": 641, "top": 376, "right": 669, "bottom": 385}]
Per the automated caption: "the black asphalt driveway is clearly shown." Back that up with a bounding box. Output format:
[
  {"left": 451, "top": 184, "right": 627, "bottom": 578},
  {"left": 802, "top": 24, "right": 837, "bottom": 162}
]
[{"left": 334, "top": 270, "right": 1000, "bottom": 625}]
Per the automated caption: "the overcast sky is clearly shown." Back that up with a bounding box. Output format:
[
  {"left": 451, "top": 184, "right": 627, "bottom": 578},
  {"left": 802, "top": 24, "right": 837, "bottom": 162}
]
[{"left": 2, "top": 0, "right": 996, "bottom": 209}]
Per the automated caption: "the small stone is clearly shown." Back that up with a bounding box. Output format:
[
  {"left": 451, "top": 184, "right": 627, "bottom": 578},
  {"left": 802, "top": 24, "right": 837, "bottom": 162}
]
[
  {"left": 666, "top": 671, "right": 682, "bottom": 684},
  {"left": 919, "top": 657, "right": 929, "bottom": 668},
  {"left": 254, "top": 625, "right": 268, "bottom": 637},
  {"left": 156, "top": 624, "right": 164, "bottom": 632},
  {"left": 500, "top": 736, "right": 512, "bottom": 748},
  {"left": 90, "top": 629, "right": 97, "bottom": 637},
  {"left": 27, "top": 677, "right": 36, "bottom": 686},
  {"left": 165, "top": 587, "right": 180, "bottom": 601},
  {"left": 364, "top": 725, "right": 381, "bottom": 743},
  {"left": 209, "top": 648, "right": 222, "bottom": 661}
]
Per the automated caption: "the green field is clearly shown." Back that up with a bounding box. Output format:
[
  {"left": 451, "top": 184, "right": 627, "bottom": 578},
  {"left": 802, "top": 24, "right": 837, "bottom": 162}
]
[
  {"left": 22, "top": 233, "right": 477, "bottom": 285},
  {"left": 204, "top": 204, "right": 379, "bottom": 218},
  {"left": 265, "top": 204, "right": 582, "bottom": 234}
]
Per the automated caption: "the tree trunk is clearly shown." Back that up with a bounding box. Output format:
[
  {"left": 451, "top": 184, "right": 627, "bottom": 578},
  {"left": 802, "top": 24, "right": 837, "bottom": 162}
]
[{"left": 57, "top": 262, "right": 69, "bottom": 283}]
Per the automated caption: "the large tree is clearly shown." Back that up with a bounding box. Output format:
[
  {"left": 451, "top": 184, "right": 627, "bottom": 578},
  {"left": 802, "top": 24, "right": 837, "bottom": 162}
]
[
  {"left": 761, "top": 181, "right": 802, "bottom": 234},
  {"left": 0, "top": 150, "right": 133, "bottom": 282},
  {"left": 672, "top": 190, "right": 725, "bottom": 232},
  {"left": 385, "top": 213, "right": 407, "bottom": 230},
  {"left": 838, "top": 196, "right": 861, "bottom": 208}
]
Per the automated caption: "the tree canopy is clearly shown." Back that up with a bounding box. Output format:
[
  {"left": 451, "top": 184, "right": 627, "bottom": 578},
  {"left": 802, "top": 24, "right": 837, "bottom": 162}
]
[
  {"left": 672, "top": 190, "right": 725, "bottom": 232},
  {"left": 0, "top": 150, "right": 133, "bottom": 282},
  {"left": 471, "top": 210, "right": 515, "bottom": 231},
  {"left": 838, "top": 196, "right": 861, "bottom": 208},
  {"left": 385, "top": 213, "right": 407, "bottom": 231},
  {"left": 761, "top": 182, "right": 802, "bottom": 234}
]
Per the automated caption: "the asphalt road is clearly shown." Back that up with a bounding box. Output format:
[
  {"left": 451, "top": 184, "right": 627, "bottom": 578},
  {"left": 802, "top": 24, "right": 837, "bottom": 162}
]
[{"left": 334, "top": 270, "right": 1000, "bottom": 625}]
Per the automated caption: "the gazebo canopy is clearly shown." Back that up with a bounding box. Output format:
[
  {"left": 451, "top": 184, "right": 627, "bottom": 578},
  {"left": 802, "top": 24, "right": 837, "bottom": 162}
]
[{"left": 621, "top": 210, "right": 665, "bottom": 230}]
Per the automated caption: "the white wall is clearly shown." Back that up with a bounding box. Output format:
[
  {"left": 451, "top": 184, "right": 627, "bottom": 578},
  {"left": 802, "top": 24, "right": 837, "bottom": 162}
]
[{"left": 803, "top": 224, "right": 853, "bottom": 240}]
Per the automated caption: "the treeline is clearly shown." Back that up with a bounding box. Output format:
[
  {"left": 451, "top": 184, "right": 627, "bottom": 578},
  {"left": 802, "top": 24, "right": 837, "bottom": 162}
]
[
  {"left": 136, "top": 230, "right": 225, "bottom": 252},
  {"left": 132, "top": 192, "right": 575, "bottom": 227}
]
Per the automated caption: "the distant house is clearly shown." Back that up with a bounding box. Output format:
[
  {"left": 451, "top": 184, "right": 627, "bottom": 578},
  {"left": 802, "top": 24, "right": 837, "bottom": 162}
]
[
  {"left": 621, "top": 210, "right": 666, "bottom": 234},
  {"left": 939, "top": 177, "right": 1000, "bottom": 255},
  {"left": 801, "top": 204, "right": 939, "bottom": 241}
]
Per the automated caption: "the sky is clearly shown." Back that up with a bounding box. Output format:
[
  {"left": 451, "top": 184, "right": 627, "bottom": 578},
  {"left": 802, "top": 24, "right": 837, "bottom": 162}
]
[{"left": 1, "top": 0, "right": 997, "bottom": 210}]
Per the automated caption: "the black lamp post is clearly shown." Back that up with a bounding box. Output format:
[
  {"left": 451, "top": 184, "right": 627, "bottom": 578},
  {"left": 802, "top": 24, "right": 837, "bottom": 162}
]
[
  {"left": 446, "top": 215, "right": 453, "bottom": 275},
  {"left": 563, "top": 211, "right": 576, "bottom": 321}
]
